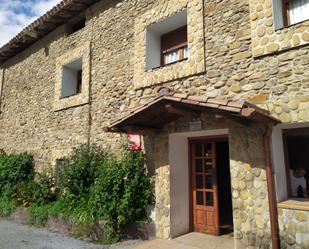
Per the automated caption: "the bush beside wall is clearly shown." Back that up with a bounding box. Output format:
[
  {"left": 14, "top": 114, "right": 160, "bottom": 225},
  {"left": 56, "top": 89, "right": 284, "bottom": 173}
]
[{"left": 0, "top": 145, "right": 152, "bottom": 243}]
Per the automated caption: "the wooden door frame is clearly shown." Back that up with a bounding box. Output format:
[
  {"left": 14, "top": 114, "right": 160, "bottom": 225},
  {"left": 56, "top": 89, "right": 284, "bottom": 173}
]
[{"left": 187, "top": 135, "right": 229, "bottom": 233}]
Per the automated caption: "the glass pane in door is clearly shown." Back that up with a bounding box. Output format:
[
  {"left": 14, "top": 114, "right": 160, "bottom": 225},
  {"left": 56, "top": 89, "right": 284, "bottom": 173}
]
[
  {"left": 195, "top": 144, "right": 203, "bottom": 157},
  {"left": 204, "top": 143, "right": 212, "bottom": 158},
  {"left": 205, "top": 159, "right": 212, "bottom": 173},
  {"left": 195, "top": 159, "right": 203, "bottom": 173},
  {"left": 206, "top": 192, "right": 214, "bottom": 206},
  {"left": 196, "top": 175, "right": 204, "bottom": 189},
  {"left": 196, "top": 191, "right": 204, "bottom": 205},
  {"left": 205, "top": 175, "right": 213, "bottom": 189}
]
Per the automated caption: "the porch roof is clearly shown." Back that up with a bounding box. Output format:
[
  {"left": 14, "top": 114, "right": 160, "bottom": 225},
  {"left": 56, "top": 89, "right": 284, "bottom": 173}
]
[{"left": 105, "top": 93, "right": 281, "bottom": 134}]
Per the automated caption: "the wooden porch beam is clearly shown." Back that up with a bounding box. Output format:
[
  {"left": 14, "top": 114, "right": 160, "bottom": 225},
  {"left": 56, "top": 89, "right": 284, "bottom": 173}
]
[
  {"left": 104, "top": 125, "right": 161, "bottom": 135},
  {"left": 165, "top": 104, "right": 200, "bottom": 118},
  {"left": 123, "top": 125, "right": 161, "bottom": 135},
  {"left": 215, "top": 113, "right": 251, "bottom": 126}
]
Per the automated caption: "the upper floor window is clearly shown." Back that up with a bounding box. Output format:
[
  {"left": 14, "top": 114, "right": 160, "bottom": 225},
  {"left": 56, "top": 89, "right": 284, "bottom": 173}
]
[
  {"left": 145, "top": 9, "right": 188, "bottom": 70},
  {"left": 273, "top": 0, "right": 309, "bottom": 29},
  {"left": 61, "top": 58, "right": 82, "bottom": 98},
  {"left": 283, "top": 0, "right": 309, "bottom": 26},
  {"left": 161, "top": 26, "right": 188, "bottom": 66},
  {"left": 54, "top": 43, "right": 90, "bottom": 111}
]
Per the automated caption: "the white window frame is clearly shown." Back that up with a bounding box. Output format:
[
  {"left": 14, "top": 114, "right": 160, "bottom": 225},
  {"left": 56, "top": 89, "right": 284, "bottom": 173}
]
[
  {"left": 133, "top": 0, "right": 205, "bottom": 88},
  {"left": 145, "top": 9, "right": 188, "bottom": 70},
  {"left": 54, "top": 42, "right": 90, "bottom": 111},
  {"left": 272, "top": 122, "right": 309, "bottom": 202},
  {"left": 273, "top": 0, "right": 309, "bottom": 30},
  {"left": 61, "top": 58, "right": 83, "bottom": 99}
]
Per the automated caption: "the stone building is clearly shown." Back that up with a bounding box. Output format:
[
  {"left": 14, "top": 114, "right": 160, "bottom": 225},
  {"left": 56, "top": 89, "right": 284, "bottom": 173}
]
[{"left": 0, "top": 0, "right": 309, "bottom": 248}]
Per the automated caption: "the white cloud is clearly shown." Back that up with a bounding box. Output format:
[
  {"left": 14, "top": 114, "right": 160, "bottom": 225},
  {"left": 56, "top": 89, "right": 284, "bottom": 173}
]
[{"left": 0, "top": 0, "right": 61, "bottom": 47}]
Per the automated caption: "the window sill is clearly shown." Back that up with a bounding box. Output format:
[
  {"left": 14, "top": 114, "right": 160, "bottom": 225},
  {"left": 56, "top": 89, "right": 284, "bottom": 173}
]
[
  {"left": 146, "top": 58, "right": 188, "bottom": 72},
  {"left": 60, "top": 93, "right": 81, "bottom": 100},
  {"left": 275, "top": 18, "right": 309, "bottom": 32},
  {"left": 278, "top": 198, "right": 309, "bottom": 212}
]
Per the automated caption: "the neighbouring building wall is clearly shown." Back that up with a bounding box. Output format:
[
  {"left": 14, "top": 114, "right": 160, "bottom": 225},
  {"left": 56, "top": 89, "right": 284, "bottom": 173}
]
[{"left": 0, "top": 0, "right": 308, "bottom": 247}]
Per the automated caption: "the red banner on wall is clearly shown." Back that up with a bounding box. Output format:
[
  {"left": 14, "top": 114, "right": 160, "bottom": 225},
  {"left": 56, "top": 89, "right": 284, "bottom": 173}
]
[{"left": 128, "top": 134, "right": 141, "bottom": 150}]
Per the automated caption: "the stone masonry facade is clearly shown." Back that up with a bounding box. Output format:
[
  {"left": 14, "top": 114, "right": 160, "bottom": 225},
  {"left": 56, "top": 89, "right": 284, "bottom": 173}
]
[
  {"left": 0, "top": 0, "right": 309, "bottom": 248},
  {"left": 249, "top": 0, "right": 309, "bottom": 57}
]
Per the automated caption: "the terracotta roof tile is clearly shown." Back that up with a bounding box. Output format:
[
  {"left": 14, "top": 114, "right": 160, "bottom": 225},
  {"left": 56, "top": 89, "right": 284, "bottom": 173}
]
[
  {"left": 199, "top": 102, "right": 220, "bottom": 109},
  {"left": 207, "top": 98, "right": 229, "bottom": 106},
  {"left": 165, "top": 96, "right": 182, "bottom": 102},
  {"left": 180, "top": 99, "right": 200, "bottom": 105},
  {"left": 172, "top": 93, "right": 189, "bottom": 99},
  {"left": 218, "top": 105, "right": 241, "bottom": 113},
  {"left": 187, "top": 95, "right": 208, "bottom": 102},
  {"left": 106, "top": 93, "right": 280, "bottom": 132},
  {"left": 227, "top": 100, "right": 246, "bottom": 108}
]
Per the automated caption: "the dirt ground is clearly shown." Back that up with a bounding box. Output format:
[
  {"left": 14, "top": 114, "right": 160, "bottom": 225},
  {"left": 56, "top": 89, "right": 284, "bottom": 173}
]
[{"left": 0, "top": 219, "right": 143, "bottom": 249}]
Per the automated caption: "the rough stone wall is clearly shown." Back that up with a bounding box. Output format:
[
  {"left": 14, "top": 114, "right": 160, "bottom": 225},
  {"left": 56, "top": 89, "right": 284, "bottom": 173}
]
[
  {"left": 0, "top": 15, "right": 92, "bottom": 171},
  {"left": 249, "top": 0, "right": 309, "bottom": 57},
  {"left": 142, "top": 134, "right": 170, "bottom": 239},
  {"left": 278, "top": 208, "right": 309, "bottom": 249},
  {"left": 229, "top": 124, "right": 272, "bottom": 249},
  {"left": 86, "top": 0, "right": 156, "bottom": 150},
  {"left": 0, "top": 0, "right": 308, "bottom": 246}
]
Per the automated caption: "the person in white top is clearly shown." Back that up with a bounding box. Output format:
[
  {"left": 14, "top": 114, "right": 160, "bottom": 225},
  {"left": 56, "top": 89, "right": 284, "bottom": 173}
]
[{"left": 290, "top": 168, "right": 307, "bottom": 198}]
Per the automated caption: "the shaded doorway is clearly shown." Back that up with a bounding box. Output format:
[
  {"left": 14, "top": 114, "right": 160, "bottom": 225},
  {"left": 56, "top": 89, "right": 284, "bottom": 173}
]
[
  {"left": 216, "top": 140, "right": 233, "bottom": 234},
  {"left": 190, "top": 138, "right": 233, "bottom": 236}
]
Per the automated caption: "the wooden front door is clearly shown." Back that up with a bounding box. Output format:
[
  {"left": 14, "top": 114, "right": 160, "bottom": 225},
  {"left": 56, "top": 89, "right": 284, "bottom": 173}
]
[{"left": 191, "top": 140, "right": 219, "bottom": 235}]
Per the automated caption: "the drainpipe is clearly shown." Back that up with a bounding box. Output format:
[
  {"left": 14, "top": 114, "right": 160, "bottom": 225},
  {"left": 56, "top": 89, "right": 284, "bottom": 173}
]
[
  {"left": 0, "top": 68, "right": 4, "bottom": 113},
  {"left": 263, "top": 123, "right": 280, "bottom": 249}
]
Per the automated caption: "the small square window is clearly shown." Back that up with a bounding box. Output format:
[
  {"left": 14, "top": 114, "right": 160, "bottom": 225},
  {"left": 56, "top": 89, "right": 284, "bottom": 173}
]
[
  {"left": 145, "top": 9, "right": 188, "bottom": 70},
  {"left": 61, "top": 58, "right": 83, "bottom": 99},
  {"left": 54, "top": 43, "right": 90, "bottom": 111}
]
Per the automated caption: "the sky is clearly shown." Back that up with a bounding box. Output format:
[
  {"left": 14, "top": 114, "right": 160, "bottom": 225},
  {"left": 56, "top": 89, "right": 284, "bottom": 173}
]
[{"left": 0, "top": 0, "right": 61, "bottom": 47}]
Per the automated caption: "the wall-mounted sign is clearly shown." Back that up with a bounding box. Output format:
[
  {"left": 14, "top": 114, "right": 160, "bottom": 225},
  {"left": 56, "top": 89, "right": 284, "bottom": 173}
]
[
  {"left": 128, "top": 134, "right": 141, "bottom": 150},
  {"left": 189, "top": 121, "right": 202, "bottom": 131}
]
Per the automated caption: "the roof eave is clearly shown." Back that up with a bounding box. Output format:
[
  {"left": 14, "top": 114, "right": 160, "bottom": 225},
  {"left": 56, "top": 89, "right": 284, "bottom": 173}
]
[
  {"left": 105, "top": 94, "right": 281, "bottom": 134},
  {"left": 0, "top": 0, "right": 101, "bottom": 65}
]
